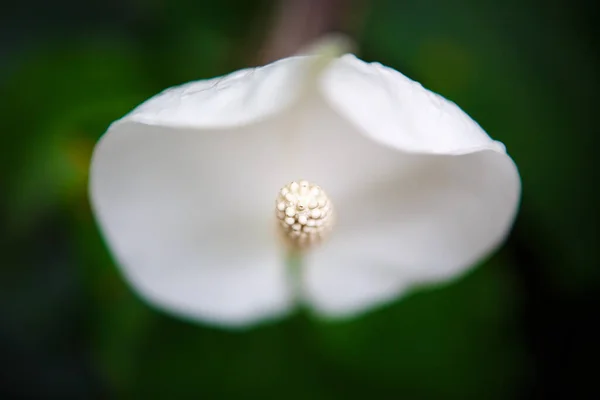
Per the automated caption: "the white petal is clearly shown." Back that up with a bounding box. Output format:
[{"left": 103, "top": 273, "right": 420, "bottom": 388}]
[
  {"left": 125, "top": 56, "right": 312, "bottom": 128},
  {"left": 90, "top": 57, "right": 316, "bottom": 327},
  {"left": 298, "top": 55, "right": 520, "bottom": 317},
  {"left": 322, "top": 55, "right": 506, "bottom": 155},
  {"left": 91, "top": 51, "right": 521, "bottom": 324}
]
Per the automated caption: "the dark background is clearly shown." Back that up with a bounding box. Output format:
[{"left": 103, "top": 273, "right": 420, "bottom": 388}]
[{"left": 1, "top": 0, "right": 598, "bottom": 398}]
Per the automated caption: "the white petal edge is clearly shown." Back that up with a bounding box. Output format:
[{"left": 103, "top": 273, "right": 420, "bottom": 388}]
[{"left": 297, "top": 55, "right": 521, "bottom": 317}]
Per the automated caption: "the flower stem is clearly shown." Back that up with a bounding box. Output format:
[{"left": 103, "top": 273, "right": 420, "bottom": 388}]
[{"left": 286, "top": 249, "right": 305, "bottom": 307}]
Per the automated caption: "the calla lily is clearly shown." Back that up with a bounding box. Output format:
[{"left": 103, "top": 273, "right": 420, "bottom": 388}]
[{"left": 90, "top": 52, "right": 521, "bottom": 327}]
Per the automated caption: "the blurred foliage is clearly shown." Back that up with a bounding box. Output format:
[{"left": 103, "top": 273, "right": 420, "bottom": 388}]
[{"left": 1, "top": 0, "right": 597, "bottom": 398}]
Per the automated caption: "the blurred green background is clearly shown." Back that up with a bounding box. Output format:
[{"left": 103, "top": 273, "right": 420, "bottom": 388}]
[{"left": 1, "top": 0, "right": 598, "bottom": 398}]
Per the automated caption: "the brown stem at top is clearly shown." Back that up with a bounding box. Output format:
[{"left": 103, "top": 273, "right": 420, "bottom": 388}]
[{"left": 258, "top": 0, "right": 362, "bottom": 64}]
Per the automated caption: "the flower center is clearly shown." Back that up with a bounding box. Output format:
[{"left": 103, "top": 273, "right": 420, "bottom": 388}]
[{"left": 275, "top": 180, "right": 334, "bottom": 251}]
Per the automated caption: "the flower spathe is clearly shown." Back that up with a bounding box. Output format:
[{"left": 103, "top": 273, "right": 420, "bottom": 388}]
[{"left": 90, "top": 53, "right": 521, "bottom": 327}]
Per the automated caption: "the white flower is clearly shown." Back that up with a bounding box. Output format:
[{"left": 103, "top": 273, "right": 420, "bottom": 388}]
[{"left": 90, "top": 53, "right": 520, "bottom": 328}]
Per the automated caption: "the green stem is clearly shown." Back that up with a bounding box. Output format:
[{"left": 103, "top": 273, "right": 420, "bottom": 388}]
[{"left": 286, "top": 250, "right": 305, "bottom": 308}]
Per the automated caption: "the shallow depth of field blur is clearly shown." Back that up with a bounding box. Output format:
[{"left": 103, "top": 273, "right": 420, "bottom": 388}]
[{"left": 1, "top": 0, "right": 598, "bottom": 398}]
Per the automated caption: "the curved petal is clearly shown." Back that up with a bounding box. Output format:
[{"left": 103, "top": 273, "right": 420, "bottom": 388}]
[
  {"left": 124, "top": 56, "right": 311, "bottom": 128},
  {"left": 298, "top": 56, "right": 520, "bottom": 317},
  {"left": 321, "top": 55, "right": 506, "bottom": 155},
  {"left": 90, "top": 57, "right": 318, "bottom": 327}
]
